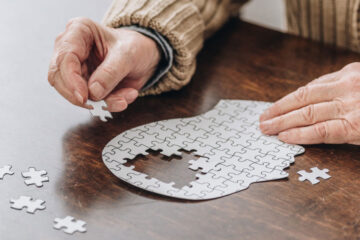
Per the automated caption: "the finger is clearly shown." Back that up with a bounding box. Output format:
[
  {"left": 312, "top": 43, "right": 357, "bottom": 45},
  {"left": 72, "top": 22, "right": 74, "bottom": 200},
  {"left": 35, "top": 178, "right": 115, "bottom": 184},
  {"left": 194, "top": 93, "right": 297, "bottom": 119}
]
[
  {"left": 105, "top": 88, "right": 138, "bottom": 112},
  {"left": 52, "top": 71, "right": 87, "bottom": 107},
  {"left": 48, "top": 18, "right": 97, "bottom": 104},
  {"left": 260, "top": 81, "right": 343, "bottom": 122},
  {"left": 88, "top": 51, "right": 130, "bottom": 101},
  {"left": 306, "top": 71, "right": 339, "bottom": 86},
  {"left": 59, "top": 52, "right": 88, "bottom": 104},
  {"left": 260, "top": 100, "right": 345, "bottom": 135},
  {"left": 278, "top": 119, "right": 351, "bottom": 144}
]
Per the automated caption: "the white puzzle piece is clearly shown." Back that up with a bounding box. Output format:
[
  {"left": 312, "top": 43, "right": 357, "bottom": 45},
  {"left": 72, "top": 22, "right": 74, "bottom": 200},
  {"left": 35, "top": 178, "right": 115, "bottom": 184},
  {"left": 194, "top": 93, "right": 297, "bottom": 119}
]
[
  {"left": 102, "top": 100, "right": 305, "bottom": 200},
  {"left": 10, "top": 196, "right": 45, "bottom": 214},
  {"left": 22, "top": 167, "right": 49, "bottom": 187},
  {"left": 54, "top": 216, "right": 87, "bottom": 234},
  {"left": 0, "top": 165, "right": 14, "bottom": 180},
  {"left": 298, "top": 167, "right": 331, "bottom": 184},
  {"left": 87, "top": 100, "right": 113, "bottom": 122}
]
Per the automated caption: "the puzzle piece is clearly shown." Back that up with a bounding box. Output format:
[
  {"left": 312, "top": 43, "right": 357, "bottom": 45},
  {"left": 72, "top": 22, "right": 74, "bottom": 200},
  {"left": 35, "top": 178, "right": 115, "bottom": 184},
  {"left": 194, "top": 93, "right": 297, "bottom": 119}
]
[
  {"left": 102, "top": 100, "right": 305, "bottom": 200},
  {"left": 87, "top": 100, "right": 113, "bottom": 122},
  {"left": 22, "top": 167, "right": 49, "bottom": 187},
  {"left": 0, "top": 165, "right": 14, "bottom": 179},
  {"left": 298, "top": 167, "right": 331, "bottom": 184},
  {"left": 54, "top": 216, "right": 86, "bottom": 234},
  {"left": 10, "top": 196, "right": 45, "bottom": 214}
]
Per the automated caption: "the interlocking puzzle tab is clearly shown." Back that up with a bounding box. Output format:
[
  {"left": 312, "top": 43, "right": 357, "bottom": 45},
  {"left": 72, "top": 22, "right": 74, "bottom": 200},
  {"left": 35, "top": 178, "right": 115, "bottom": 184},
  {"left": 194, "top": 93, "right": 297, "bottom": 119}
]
[
  {"left": 54, "top": 216, "right": 87, "bottom": 234},
  {"left": 10, "top": 196, "right": 46, "bottom": 214},
  {"left": 87, "top": 100, "right": 113, "bottom": 122},
  {"left": 22, "top": 167, "right": 49, "bottom": 187},
  {"left": 102, "top": 100, "right": 305, "bottom": 200},
  {"left": 0, "top": 165, "right": 14, "bottom": 180},
  {"left": 297, "top": 167, "right": 331, "bottom": 185}
]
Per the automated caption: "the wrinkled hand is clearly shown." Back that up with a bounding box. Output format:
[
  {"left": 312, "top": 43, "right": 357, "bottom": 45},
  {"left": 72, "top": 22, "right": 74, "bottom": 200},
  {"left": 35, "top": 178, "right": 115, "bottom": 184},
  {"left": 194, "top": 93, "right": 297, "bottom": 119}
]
[
  {"left": 48, "top": 17, "right": 160, "bottom": 112},
  {"left": 260, "top": 62, "right": 360, "bottom": 145}
]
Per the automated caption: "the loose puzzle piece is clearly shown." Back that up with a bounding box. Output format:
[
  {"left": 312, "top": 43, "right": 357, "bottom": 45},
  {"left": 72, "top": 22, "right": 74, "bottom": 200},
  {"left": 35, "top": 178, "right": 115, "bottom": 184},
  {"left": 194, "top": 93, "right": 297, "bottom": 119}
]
[
  {"left": 87, "top": 100, "right": 113, "bottom": 122},
  {"left": 298, "top": 167, "right": 331, "bottom": 185},
  {"left": 10, "top": 196, "right": 45, "bottom": 214},
  {"left": 0, "top": 165, "right": 14, "bottom": 180},
  {"left": 54, "top": 216, "right": 87, "bottom": 234},
  {"left": 102, "top": 100, "right": 305, "bottom": 200},
  {"left": 22, "top": 167, "right": 49, "bottom": 187}
]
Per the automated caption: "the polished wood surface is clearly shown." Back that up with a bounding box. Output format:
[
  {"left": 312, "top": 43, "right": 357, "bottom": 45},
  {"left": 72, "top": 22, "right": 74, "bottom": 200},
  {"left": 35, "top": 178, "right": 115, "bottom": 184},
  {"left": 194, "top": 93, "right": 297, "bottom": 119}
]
[{"left": 1, "top": 17, "right": 359, "bottom": 239}]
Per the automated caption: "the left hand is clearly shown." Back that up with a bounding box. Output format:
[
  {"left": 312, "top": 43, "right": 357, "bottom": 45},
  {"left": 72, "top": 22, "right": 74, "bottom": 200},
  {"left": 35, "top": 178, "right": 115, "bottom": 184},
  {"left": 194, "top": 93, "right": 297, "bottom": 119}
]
[{"left": 259, "top": 62, "right": 360, "bottom": 145}]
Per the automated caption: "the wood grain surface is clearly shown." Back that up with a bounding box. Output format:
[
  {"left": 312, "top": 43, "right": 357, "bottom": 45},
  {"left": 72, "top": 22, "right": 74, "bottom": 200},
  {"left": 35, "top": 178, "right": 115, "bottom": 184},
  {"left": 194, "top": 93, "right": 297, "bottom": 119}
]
[{"left": 0, "top": 19, "right": 359, "bottom": 240}]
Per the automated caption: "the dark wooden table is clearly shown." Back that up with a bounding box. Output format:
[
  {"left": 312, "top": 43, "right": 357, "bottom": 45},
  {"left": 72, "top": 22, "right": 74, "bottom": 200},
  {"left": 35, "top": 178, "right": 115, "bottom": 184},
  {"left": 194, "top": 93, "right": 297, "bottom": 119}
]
[{"left": 1, "top": 18, "right": 359, "bottom": 240}]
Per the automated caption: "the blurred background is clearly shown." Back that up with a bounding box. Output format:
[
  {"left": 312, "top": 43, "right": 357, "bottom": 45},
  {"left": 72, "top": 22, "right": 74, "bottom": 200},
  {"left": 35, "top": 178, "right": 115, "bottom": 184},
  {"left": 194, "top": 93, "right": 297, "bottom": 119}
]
[{"left": 241, "top": 0, "right": 286, "bottom": 32}]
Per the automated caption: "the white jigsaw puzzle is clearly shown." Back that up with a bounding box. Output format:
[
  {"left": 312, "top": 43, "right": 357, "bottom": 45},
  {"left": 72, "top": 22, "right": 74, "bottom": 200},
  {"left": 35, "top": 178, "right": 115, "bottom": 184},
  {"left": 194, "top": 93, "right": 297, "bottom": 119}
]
[
  {"left": 54, "top": 216, "right": 87, "bottom": 234},
  {"left": 22, "top": 167, "right": 49, "bottom": 187},
  {"left": 298, "top": 167, "right": 331, "bottom": 184},
  {"left": 0, "top": 165, "right": 14, "bottom": 180},
  {"left": 10, "top": 196, "right": 45, "bottom": 214},
  {"left": 87, "top": 100, "right": 113, "bottom": 122},
  {"left": 102, "top": 100, "right": 305, "bottom": 200}
]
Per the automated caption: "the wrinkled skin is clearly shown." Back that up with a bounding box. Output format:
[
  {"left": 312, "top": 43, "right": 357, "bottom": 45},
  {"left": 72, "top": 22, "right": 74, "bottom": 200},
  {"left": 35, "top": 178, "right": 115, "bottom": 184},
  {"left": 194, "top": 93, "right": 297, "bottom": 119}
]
[
  {"left": 48, "top": 18, "right": 360, "bottom": 145},
  {"left": 48, "top": 17, "right": 160, "bottom": 112},
  {"left": 260, "top": 63, "right": 360, "bottom": 145}
]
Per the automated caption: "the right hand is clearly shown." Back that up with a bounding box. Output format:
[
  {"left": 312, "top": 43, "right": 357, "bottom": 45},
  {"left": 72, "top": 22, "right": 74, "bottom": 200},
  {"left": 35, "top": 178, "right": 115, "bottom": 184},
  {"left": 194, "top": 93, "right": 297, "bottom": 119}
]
[{"left": 48, "top": 17, "right": 161, "bottom": 112}]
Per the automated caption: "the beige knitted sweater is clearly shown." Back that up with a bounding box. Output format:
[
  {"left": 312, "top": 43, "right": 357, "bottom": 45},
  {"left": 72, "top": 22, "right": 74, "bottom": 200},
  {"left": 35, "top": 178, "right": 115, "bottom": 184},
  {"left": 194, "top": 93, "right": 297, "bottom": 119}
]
[{"left": 103, "top": 0, "right": 360, "bottom": 95}]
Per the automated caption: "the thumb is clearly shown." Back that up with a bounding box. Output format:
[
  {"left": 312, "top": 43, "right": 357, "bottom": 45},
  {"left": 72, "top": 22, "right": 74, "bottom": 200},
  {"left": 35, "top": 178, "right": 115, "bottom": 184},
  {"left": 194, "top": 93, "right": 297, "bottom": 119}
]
[{"left": 88, "top": 50, "right": 129, "bottom": 101}]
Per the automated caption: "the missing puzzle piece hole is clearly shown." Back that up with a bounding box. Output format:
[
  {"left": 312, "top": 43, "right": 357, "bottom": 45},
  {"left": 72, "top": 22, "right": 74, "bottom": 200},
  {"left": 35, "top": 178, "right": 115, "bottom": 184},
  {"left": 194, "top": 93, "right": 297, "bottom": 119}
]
[{"left": 124, "top": 149, "right": 202, "bottom": 189}]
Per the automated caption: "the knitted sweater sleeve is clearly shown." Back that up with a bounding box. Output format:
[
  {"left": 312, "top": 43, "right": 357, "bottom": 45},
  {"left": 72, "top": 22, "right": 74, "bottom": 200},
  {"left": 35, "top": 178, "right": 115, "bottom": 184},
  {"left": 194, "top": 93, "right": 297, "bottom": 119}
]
[{"left": 103, "top": 0, "right": 246, "bottom": 95}]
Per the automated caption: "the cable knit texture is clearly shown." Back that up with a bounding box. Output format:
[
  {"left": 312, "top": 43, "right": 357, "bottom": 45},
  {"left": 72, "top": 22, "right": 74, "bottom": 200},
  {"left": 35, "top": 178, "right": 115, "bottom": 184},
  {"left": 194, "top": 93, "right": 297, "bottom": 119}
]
[
  {"left": 286, "top": 0, "right": 360, "bottom": 52},
  {"left": 103, "top": 0, "right": 360, "bottom": 95}
]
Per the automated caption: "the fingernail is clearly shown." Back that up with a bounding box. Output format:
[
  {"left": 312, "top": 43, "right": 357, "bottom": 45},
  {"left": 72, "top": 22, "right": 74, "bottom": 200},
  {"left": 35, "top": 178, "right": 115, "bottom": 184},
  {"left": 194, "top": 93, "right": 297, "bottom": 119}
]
[
  {"left": 111, "top": 100, "right": 127, "bottom": 112},
  {"left": 278, "top": 132, "right": 289, "bottom": 141},
  {"left": 124, "top": 89, "right": 138, "bottom": 103},
  {"left": 89, "top": 82, "right": 104, "bottom": 100},
  {"left": 74, "top": 91, "right": 84, "bottom": 104},
  {"left": 259, "top": 120, "right": 271, "bottom": 133}
]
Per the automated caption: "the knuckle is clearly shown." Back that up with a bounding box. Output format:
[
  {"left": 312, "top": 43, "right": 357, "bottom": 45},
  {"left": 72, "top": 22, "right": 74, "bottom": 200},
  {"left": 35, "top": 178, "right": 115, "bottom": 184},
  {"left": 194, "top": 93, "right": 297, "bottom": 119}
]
[
  {"left": 101, "top": 65, "right": 117, "bottom": 80},
  {"left": 294, "top": 86, "right": 310, "bottom": 103},
  {"left": 346, "top": 75, "right": 360, "bottom": 90},
  {"left": 333, "top": 98, "right": 346, "bottom": 116},
  {"left": 315, "top": 123, "right": 328, "bottom": 139},
  {"left": 47, "top": 72, "right": 55, "bottom": 85},
  {"left": 301, "top": 105, "right": 315, "bottom": 123},
  {"left": 342, "top": 62, "right": 360, "bottom": 72},
  {"left": 66, "top": 17, "right": 92, "bottom": 29}
]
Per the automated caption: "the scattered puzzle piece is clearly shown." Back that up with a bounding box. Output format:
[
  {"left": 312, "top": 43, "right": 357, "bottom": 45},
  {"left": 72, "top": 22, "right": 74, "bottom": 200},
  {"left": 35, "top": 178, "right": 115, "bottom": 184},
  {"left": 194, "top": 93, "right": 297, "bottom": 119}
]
[
  {"left": 54, "top": 216, "right": 87, "bottom": 234},
  {"left": 102, "top": 100, "right": 305, "bottom": 200},
  {"left": 22, "top": 167, "right": 49, "bottom": 187},
  {"left": 298, "top": 167, "right": 331, "bottom": 185},
  {"left": 10, "top": 196, "right": 45, "bottom": 214},
  {"left": 87, "top": 100, "right": 113, "bottom": 122},
  {"left": 0, "top": 165, "right": 14, "bottom": 180}
]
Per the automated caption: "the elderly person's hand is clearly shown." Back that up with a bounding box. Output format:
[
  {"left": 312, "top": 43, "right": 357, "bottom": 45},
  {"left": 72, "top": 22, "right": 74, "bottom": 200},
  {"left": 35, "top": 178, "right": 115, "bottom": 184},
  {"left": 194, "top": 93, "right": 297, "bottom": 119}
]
[
  {"left": 48, "top": 17, "right": 160, "bottom": 112},
  {"left": 259, "top": 63, "right": 360, "bottom": 145}
]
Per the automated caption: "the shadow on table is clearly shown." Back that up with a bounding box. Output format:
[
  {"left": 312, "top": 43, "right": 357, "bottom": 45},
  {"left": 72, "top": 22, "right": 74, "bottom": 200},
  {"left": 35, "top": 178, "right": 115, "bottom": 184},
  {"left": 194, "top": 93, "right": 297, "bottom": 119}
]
[{"left": 54, "top": 120, "right": 205, "bottom": 213}]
